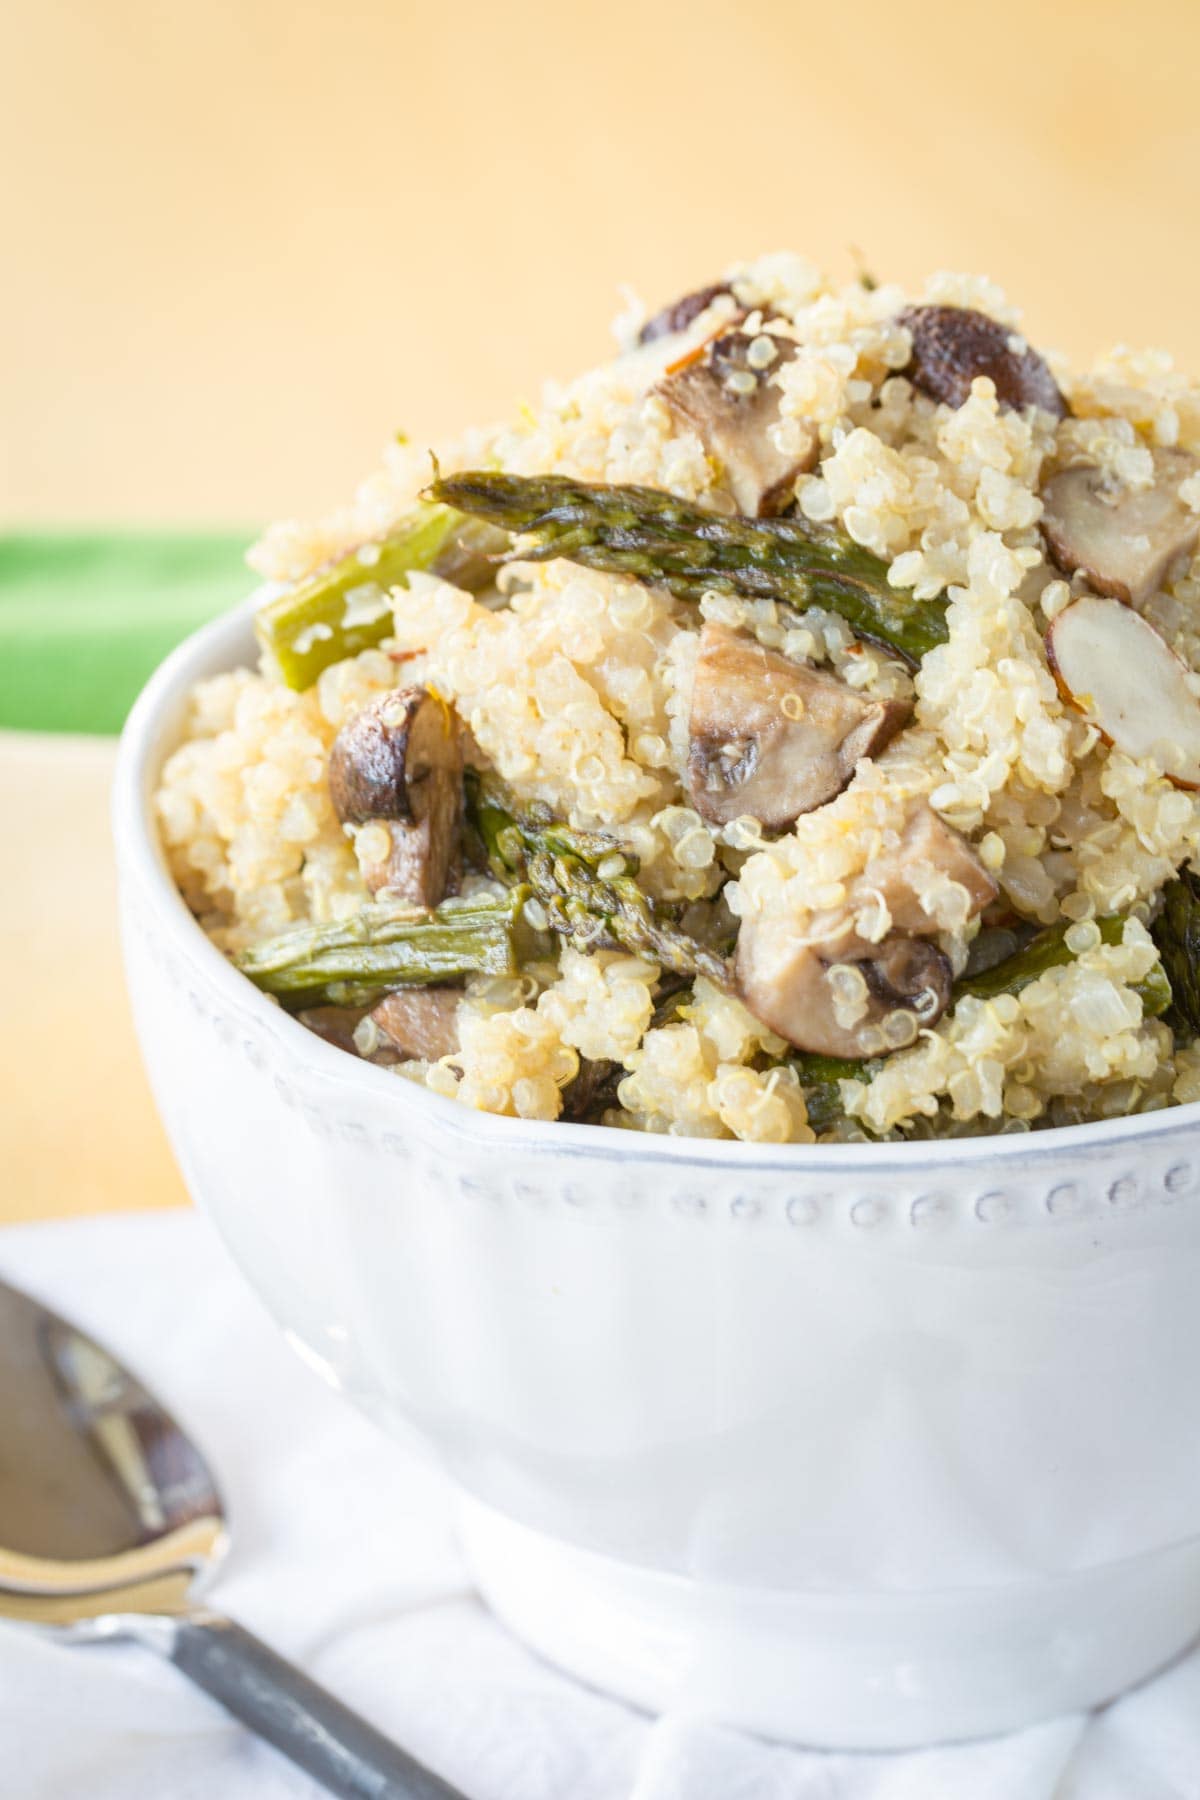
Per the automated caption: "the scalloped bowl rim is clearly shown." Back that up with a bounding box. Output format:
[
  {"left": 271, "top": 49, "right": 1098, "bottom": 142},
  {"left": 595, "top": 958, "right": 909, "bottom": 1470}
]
[{"left": 112, "top": 593, "right": 1200, "bottom": 1175}]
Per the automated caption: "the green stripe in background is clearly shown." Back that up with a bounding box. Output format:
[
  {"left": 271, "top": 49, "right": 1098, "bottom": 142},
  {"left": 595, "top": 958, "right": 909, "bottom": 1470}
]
[{"left": 0, "top": 532, "right": 254, "bottom": 735}]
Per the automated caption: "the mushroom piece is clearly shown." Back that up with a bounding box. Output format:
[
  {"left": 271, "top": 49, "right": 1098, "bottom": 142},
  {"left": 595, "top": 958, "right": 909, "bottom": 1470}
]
[
  {"left": 296, "top": 1005, "right": 368, "bottom": 1055},
  {"left": 899, "top": 304, "right": 1068, "bottom": 418},
  {"left": 735, "top": 803, "right": 997, "bottom": 1057},
  {"left": 1045, "top": 594, "right": 1200, "bottom": 788},
  {"left": 328, "top": 686, "right": 463, "bottom": 907},
  {"left": 1040, "top": 449, "right": 1200, "bottom": 606},
  {"left": 638, "top": 282, "right": 733, "bottom": 345},
  {"left": 657, "top": 326, "right": 818, "bottom": 516},
  {"left": 852, "top": 803, "right": 998, "bottom": 934},
  {"left": 685, "top": 624, "right": 911, "bottom": 829},
  {"left": 370, "top": 987, "right": 461, "bottom": 1061},
  {"left": 737, "top": 924, "right": 955, "bottom": 1062}
]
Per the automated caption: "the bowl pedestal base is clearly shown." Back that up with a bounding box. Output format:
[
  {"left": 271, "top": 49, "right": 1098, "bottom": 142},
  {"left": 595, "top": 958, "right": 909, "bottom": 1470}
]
[{"left": 457, "top": 1495, "right": 1200, "bottom": 1750}]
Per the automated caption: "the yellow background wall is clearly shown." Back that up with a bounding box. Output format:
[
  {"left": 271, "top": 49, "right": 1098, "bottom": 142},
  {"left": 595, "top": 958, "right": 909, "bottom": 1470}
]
[
  {"left": 3, "top": 0, "right": 1198, "bottom": 1222},
  {"left": 7, "top": 0, "right": 1200, "bottom": 527}
]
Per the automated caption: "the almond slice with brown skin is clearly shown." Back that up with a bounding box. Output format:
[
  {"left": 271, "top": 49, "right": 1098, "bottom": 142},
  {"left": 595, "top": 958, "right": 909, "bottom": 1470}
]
[{"left": 1046, "top": 595, "right": 1200, "bottom": 788}]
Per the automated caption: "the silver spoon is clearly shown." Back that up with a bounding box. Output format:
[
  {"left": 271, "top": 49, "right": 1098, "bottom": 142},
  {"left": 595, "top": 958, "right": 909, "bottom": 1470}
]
[{"left": 0, "top": 1274, "right": 465, "bottom": 1799}]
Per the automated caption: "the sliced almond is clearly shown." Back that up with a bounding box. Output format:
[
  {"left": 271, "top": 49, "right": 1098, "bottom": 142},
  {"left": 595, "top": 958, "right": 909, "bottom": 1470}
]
[
  {"left": 1041, "top": 448, "right": 1200, "bottom": 607},
  {"left": 1046, "top": 595, "right": 1200, "bottom": 787}
]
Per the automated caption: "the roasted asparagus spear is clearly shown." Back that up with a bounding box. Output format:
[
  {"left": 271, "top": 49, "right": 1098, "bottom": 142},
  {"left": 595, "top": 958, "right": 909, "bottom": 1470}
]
[
  {"left": 787, "top": 1053, "right": 882, "bottom": 1134},
  {"left": 256, "top": 504, "right": 505, "bottom": 691},
  {"left": 234, "top": 891, "right": 522, "bottom": 1007},
  {"left": 1151, "top": 870, "right": 1200, "bottom": 1035},
  {"left": 428, "top": 471, "right": 949, "bottom": 665},
  {"left": 470, "top": 778, "right": 732, "bottom": 986},
  {"left": 958, "top": 915, "right": 1170, "bottom": 1016}
]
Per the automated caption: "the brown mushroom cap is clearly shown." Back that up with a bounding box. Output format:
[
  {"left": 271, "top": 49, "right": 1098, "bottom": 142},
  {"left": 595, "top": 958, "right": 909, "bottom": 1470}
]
[
  {"left": 370, "top": 987, "right": 461, "bottom": 1061},
  {"left": 638, "top": 282, "right": 733, "bottom": 345},
  {"left": 899, "top": 304, "right": 1068, "bottom": 418},
  {"left": 735, "top": 803, "right": 996, "bottom": 1057},
  {"left": 1040, "top": 448, "right": 1200, "bottom": 607},
  {"left": 862, "top": 935, "right": 954, "bottom": 1016},
  {"left": 685, "top": 624, "right": 911, "bottom": 830},
  {"left": 329, "top": 686, "right": 464, "bottom": 908},
  {"left": 658, "top": 326, "right": 818, "bottom": 517}
]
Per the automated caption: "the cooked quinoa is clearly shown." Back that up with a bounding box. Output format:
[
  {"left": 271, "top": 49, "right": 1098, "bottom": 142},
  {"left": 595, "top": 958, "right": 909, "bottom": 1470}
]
[{"left": 156, "top": 250, "right": 1200, "bottom": 1142}]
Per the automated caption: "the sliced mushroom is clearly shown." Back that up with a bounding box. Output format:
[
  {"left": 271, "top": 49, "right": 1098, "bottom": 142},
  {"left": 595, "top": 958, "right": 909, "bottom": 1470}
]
[
  {"left": 736, "top": 922, "right": 955, "bottom": 1061},
  {"left": 329, "top": 686, "right": 463, "bottom": 907},
  {"left": 851, "top": 802, "right": 998, "bottom": 933},
  {"left": 1046, "top": 594, "right": 1200, "bottom": 787},
  {"left": 658, "top": 327, "right": 817, "bottom": 516},
  {"left": 685, "top": 624, "right": 911, "bottom": 829},
  {"left": 296, "top": 1005, "right": 369, "bottom": 1055},
  {"left": 370, "top": 987, "right": 461, "bottom": 1060},
  {"left": 899, "top": 304, "right": 1068, "bottom": 418},
  {"left": 735, "top": 803, "right": 996, "bottom": 1057},
  {"left": 638, "top": 282, "right": 733, "bottom": 345},
  {"left": 1040, "top": 448, "right": 1200, "bottom": 606}
]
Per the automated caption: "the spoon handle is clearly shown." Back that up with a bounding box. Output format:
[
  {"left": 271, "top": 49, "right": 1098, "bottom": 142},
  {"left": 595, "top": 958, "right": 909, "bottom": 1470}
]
[{"left": 162, "top": 1609, "right": 466, "bottom": 1799}]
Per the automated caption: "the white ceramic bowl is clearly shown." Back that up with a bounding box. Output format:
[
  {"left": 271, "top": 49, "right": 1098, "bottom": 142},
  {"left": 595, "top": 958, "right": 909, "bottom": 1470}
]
[{"left": 114, "top": 599, "right": 1200, "bottom": 1750}]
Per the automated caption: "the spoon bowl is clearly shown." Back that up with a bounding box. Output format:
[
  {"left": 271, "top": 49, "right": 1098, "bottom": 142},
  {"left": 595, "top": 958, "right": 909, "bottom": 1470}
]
[
  {"left": 0, "top": 1276, "right": 225, "bottom": 1612},
  {"left": 0, "top": 1276, "right": 462, "bottom": 1799}
]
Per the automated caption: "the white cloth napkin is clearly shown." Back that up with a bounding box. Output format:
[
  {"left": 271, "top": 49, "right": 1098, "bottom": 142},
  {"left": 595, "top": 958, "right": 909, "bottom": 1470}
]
[{"left": 2, "top": 1212, "right": 1199, "bottom": 1800}]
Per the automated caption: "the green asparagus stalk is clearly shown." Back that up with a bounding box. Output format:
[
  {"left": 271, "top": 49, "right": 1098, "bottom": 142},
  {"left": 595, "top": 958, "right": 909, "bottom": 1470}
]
[
  {"left": 427, "top": 471, "right": 949, "bottom": 665},
  {"left": 255, "top": 504, "right": 505, "bottom": 691},
  {"left": 1151, "top": 870, "right": 1200, "bottom": 1036},
  {"left": 788, "top": 1053, "right": 882, "bottom": 1134},
  {"left": 234, "top": 891, "right": 522, "bottom": 1007},
  {"left": 469, "top": 777, "right": 732, "bottom": 986},
  {"left": 957, "top": 915, "right": 1171, "bottom": 1017}
]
